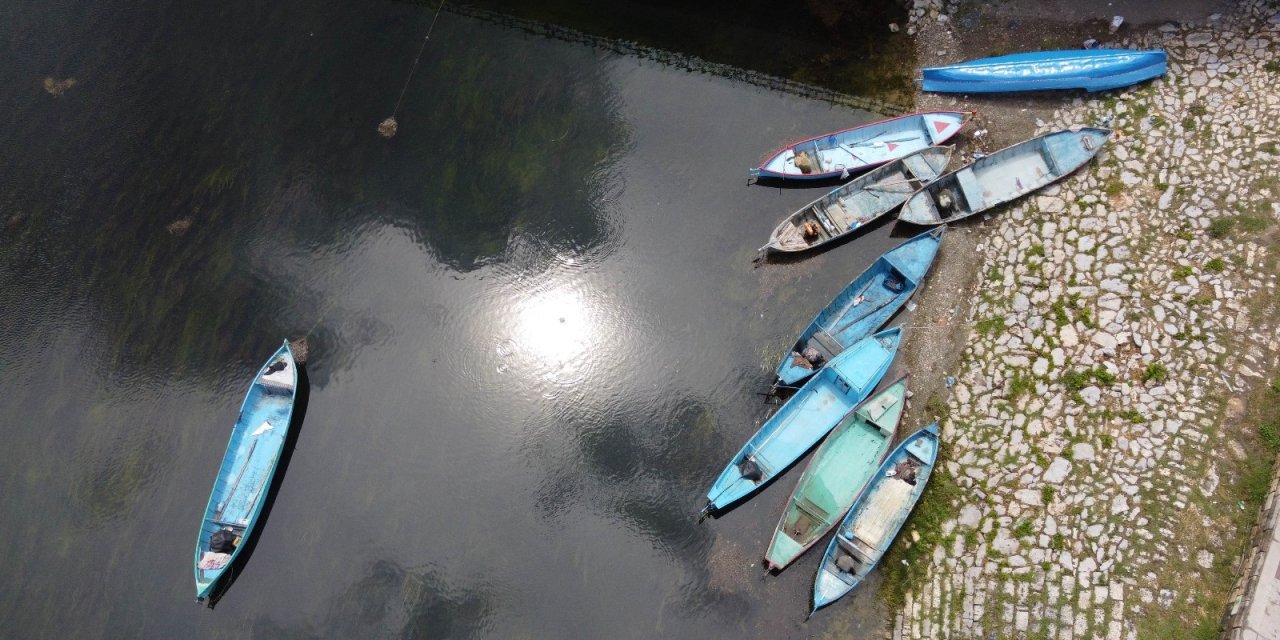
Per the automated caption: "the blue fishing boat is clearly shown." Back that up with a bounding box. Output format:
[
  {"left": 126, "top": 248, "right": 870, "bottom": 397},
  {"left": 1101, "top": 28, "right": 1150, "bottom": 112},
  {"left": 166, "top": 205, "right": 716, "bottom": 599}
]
[
  {"left": 702, "top": 327, "right": 902, "bottom": 515},
  {"left": 922, "top": 49, "right": 1167, "bottom": 93},
  {"left": 898, "top": 128, "right": 1110, "bottom": 226},
  {"left": 194, "top": 341, "right": 298, "bottom": 603},
  {"left": 750, "top": 111, "right": 971, "bottom": 182},
  {"left": 764, "top": 376, "right": 908, "bottom": 572},
  {"left": 760, "top": 147, "right": 952, "bottom": 255},
  {"left": 776, "top": 229, "right": 942, "bottom": 387},
  {"left": 812, "top": 423, "right": 939, "bottom": 613}
]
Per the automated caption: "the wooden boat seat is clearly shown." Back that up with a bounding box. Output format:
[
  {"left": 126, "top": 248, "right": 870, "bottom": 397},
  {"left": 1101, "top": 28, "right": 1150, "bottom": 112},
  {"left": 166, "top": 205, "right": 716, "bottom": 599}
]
[
  {"left": 859, "top": 392, "right": 899, "bottom": 436},
  {"left": 810, "top": 331, "right": 844, "bottom": 359},
  {"left": 1040, "top": 140, "right": 1061, "bottom": 175},
  {"left": 836, "top": 534, "right": 876, "bottom": 564},
  {"left": 812, "top": 205, "right": 841, "bottom": 235},
  {"left": 850, "top": 477, "right": 915, "bottom": 548},
  {"left": 211, "top": 519, "right": 248, "bottom": 530},
  {"left": 795, "top": 495, "right": 830, "bottom": 520},
  {"left": 901, "top": 153, "right": 934, "bottom": 180},
  {"left": 954, "top": 167, "right": 985, "bottom": 211}
]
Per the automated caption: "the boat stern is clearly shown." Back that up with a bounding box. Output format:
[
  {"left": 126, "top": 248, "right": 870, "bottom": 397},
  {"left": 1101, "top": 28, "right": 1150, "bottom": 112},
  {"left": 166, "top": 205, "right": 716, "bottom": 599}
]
[
  {"left": 764, "top": 531, "right": 807, "bottom": 572},
  {"left": 776, "top": 356, "right": 819, "bottom": 387}
]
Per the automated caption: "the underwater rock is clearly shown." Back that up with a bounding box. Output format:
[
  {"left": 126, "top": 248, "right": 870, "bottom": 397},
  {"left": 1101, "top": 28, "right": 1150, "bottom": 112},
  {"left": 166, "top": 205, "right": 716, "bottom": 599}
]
[
  {"left": 166, "top": 218, "right": 192, "bottom": 236},
  {"left": 43, "top": 77, "right": 77, "bottom": 96},
  {"left": 377, "top": 117, "right": 398, "bottom": 138},
  {"left": 290, "top": 337, "right": 309, "bottom": 364}
]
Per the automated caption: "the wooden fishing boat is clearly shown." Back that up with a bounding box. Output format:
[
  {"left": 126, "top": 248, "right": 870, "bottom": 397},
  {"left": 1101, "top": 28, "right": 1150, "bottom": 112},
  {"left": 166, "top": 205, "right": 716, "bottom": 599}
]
[
  {"left": 763, "top": 376, "right": 908, "bottom": 572},
  {"left": 898, "top": 127, "right": 1110, "bottom": 226},
  {"left": 759, "top": 147, "right": 952, "bottom": 255},
  {"left": 812, "top": 422, "right": 939, "bottom": 613},
  {"left": 749, "top": 111, "right": 971, "bottom": 182},
  {"left": 775, "top": 229, "right": 942, "bottom": 387},
  {"left": 702, "top": 327, "right": 902, "bottom": 515},
  {"left": 194, "top": 340, "right": 298, "bottom": 603},
  {"left": 922, "top": 49, "right": 1167, "bottom": 94}
]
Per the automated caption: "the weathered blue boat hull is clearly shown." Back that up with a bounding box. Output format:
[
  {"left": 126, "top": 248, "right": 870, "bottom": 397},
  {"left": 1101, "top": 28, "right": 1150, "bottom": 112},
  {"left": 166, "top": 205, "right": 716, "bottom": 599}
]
[
  {"left": 194, "top": 341, "right": 298, "bottom": 601},
  {"left": 704, "top": 327, "right": 902, "bottom": 513},
  {"left": 922, "top": 49, "right": 1166, "bottom": 93},
  {"left": 775, "top": 229, "right": 942, "bottom": 386},
  {"left": 898, "top": 128, "right": 1110, "bottom": 226},
  {"left": 812, "top": 423, "right": 939, "bottom": 613}
]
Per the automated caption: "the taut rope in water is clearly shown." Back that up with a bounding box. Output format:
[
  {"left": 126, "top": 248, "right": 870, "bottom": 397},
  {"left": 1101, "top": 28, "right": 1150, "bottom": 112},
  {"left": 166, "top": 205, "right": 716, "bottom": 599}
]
[{"left": 379, "top": 0, "right": 446, "bottom": 138}]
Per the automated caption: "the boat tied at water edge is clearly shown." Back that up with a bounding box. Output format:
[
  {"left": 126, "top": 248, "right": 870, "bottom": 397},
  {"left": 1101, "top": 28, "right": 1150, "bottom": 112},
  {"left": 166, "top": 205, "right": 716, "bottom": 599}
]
[
  {"left": 775, "top": 228, "right": 943, "bottom": 387},
  {"left": 749, "top": 111, "right": 971, "bottom": 182},
  {"left": 701, "top": 326, "right": 903, "bottom": 516},
  {"left": 194, "top": 340, "right": 298, "bottom": 603},
  {"left": 759, "top": 146, "right": 952, "bottom": 255}
]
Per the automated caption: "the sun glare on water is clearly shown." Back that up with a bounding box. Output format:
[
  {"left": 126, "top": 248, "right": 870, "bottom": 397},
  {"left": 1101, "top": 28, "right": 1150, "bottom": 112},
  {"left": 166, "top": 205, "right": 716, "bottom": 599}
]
[{"left": 513, "top": 284, "right": 599, "bottom": 378}]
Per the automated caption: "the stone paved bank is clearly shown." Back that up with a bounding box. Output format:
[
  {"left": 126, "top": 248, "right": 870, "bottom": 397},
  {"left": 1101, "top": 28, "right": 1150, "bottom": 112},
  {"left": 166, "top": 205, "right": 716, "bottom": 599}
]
[{"left": 896, "top": 3, "right": 1280, "bottom": 639}]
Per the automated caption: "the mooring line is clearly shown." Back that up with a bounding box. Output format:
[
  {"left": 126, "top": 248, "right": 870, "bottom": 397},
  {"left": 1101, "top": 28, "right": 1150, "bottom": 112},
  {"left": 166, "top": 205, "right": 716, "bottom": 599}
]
[{"left": 380, "top": 0, "right": 446, "bottom": 137}]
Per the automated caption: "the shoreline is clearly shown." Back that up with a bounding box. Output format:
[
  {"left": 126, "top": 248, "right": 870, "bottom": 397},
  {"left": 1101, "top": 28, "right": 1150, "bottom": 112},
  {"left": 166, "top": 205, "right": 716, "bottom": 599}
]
[{"left": 884, "top": 1, "right": 1280, "bottom": 638}]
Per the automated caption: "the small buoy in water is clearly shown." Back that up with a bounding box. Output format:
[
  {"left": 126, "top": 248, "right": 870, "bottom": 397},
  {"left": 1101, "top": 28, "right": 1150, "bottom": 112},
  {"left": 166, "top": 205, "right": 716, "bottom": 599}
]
[{"left": 377, "top": 117, "right": 398, "bottom": 138}]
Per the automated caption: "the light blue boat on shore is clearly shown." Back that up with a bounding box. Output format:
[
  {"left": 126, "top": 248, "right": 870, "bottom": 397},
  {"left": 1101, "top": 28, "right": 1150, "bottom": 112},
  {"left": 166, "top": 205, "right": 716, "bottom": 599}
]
[
  {"left": 703, "top": 327, "right": 902, "bottom": 515},
  {"left": 898, "top": 128, "right": 1110, "bottom": 226},
  {"left": 922, "top": 49, "right": 1167, "bottom": 94},
  {"left": 812, "top": 422, "right": 939, "bottom": 613},
  {"left": 194, "top": 340, "right": 298, "bottom": 603},
  {"left": 776, "top": 229, "right": 942, "bottom": 387}
]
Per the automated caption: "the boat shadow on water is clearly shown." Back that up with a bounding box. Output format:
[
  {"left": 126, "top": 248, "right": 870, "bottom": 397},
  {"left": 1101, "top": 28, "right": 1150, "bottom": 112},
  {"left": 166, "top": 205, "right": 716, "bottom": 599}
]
[
  {"left": 204, "top": 365, "right": 311, "bottom": 610},
  {"left": 749, "top": 174, "right": 857, "bottom": 191}
]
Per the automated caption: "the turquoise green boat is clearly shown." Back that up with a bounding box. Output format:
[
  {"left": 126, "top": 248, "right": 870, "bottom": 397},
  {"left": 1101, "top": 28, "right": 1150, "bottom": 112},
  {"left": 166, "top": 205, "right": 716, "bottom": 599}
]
[{"left": 763, "top": 376, "right": 908, "bottom": 572}]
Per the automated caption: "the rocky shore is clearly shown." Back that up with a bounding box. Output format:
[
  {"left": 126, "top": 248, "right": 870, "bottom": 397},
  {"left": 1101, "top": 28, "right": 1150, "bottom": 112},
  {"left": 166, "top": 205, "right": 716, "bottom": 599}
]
[{"left": 887, "top": 1, "right": 1280, "bottom": 638}]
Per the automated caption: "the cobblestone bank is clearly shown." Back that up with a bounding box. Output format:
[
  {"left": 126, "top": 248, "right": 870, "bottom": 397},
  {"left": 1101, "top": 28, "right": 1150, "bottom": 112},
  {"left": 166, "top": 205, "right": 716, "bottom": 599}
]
[{"left": 897, "top": 2, "right": 1280, "bottom": 638}]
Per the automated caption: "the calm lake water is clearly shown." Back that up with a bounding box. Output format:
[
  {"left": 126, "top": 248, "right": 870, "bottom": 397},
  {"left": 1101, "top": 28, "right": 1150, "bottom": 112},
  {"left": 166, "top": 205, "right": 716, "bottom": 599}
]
[{"left": 0, "top": 0, "right": 919, "bottom": 637}]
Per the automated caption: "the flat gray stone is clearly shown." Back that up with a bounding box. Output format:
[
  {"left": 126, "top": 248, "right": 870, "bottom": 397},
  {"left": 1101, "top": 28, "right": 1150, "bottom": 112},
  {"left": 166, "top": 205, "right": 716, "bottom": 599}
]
[
  {"left": 1186, "top": 32, "right": 1214, "bottom": 47},
  {"left": 1061, "top": 324, "right": 1079, "bottom": 347},
  {"left": 1013, "top": 292, "right": 1030, "bottom": 313},
  {"left": 1016, "top": 488, "right": 1044, "bottom": 506},
  {"left": 1072, "top": 442, "right": 1096, "bottom": 461},
  {"left": 1044, "top": 457, "right": 1072, "bottom": 484},
  {"left": 958, "top": 504, "right": 982, "bottom": 528},
  {"left": 1111, "top": 494, "right": 1130, "bottom": 516},
  {"left": 1080, "top": 386, "right": 1102, "bottom": 405}
]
